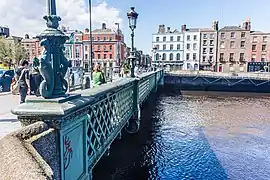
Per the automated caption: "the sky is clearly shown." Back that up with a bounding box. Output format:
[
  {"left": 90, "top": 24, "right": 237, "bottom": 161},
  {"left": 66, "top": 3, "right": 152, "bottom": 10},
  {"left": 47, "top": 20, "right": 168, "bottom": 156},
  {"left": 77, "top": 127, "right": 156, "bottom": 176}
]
[{"left": 0, "top": 0, "right": 270, "bottom": 54}]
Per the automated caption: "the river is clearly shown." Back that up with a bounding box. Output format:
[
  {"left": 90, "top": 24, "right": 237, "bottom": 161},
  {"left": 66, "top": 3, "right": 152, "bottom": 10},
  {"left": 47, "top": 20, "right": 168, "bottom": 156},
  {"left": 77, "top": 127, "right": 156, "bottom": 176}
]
[{"left": 93, "top": 90, "right": 270, "bottom": 180}]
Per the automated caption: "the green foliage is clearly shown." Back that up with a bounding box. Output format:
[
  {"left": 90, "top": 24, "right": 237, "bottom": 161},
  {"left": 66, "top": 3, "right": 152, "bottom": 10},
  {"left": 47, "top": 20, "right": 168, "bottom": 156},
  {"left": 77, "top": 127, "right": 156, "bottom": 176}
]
[{"left": 0, "top": 37, "right": 28, "bottom": 69}]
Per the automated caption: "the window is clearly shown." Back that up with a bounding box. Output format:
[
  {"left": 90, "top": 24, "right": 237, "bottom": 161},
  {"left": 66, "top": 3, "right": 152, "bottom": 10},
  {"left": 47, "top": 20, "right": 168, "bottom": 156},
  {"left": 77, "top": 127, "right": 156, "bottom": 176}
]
[
  {"left": 210, "top": 40, "right": 214, "bottom": 46},
  {"left": 251, "top": 54, "right": 256, "bottom": 62},
  {"left": 241, "top": 32, "right": 245, "bottom": 38},
  {"left": 253, "top": 36, "right": 258, "bottom": 42},
  {"left": 162, "top": 53, "right": 166, "bottom": 60},
  {"left": 176, "top": 53, "right": 180, "bottom": 60},
  {"left": 187, "top": 63, "right": 191, "bottom": 70},
  {"left": 163, "top": 44, "right": 166, "bottom": 50},
  {"left": 97, "top": 45, "right": 100, "bottom": 51},
  {"left": 170, "top": 44, "right": 173, "bottom": 50},
  {"left": 84, "top": 54, "right": 88, "bottom": 60},
  {"left": 75, "top": 46, "right": 80, "bottom": 58},
  {"left": 177, "top": 36, "right": 181, "bottom": 41},
  {"left": 170, "top": 53, "right": 173, "bottom": 60},
  {"left": 209, "top": 56, "right": 213, "bottom": 62},
  {"left": 220, "top": 41, "right": 225, "bottom": 48},
  {"left": 110, "top": 45, "right": 112, "bottom": 50},
  {"left": 187, "top": 35, "right": 190, "bottom": 41},
  {"left": 103, "top": 37, "right": 106, "bottom": 41},
  {"left": 203, "top": 48, "right": 207, "bottom": 54},
  {"left": 262, "top": 44, "right": 267, "bottom": 51},
  {"left": 193, "top": 43, "right": 197, "bottom": 50},
  {"left": 210, "top": 34, "right": 215, "bottom": 39},
  {"left": 177, "top": 44, "right": 181, "bottom": 50},
  {"left": 240, "top": 53, "right": 244, "bottom": 61},
  {"left": 221, "top": 33, "right": 225, "bottom": 39},
  {"left": 252, "top": 45, "right": 256, "bottom": 51},
  {"left": 241, "top": 41, "right": 245, "bottom": 48},
  {"left": 186, "top": 53, "right": 190, "bottom": 60},
  {"left": 230, "top": 41, "right": 235, "bottom": 48},
  {"left": 202, "top": 56, "right": 206, "bottom": 62},
  {"left": 97, "top": 37, "right": 100, "bottom": 41},
  {"left": 203, "top": 34, "right": 207, "bottom": 39},
  {"left": 110, "top": 54, "right": 113, "bottom": 59},
  {"left": 203, "top": 40, "right": 207, "bottom": 46},
  {"left": 231, "top": 32, "right": 235, "bottom": 38},
  {"left": 85, "top": 45, "right": 88, "bottom": 51},
  {"left": 261, "top": 54, "right": 266, "bottom": 62},
  {"left": 170, "top": 36, "right": 174, "bottom": 41},
  {"left": 187, "top": 43, "right": 190, "bottom": 50},
  {"left": 98, "top": 54, "right": 101, "bottom": 59},
  {"left": 193, "top": 53, "right": 196, "bottom": 60},
  {"left": 229, "top": 53, "right": 234, "bottom": 60},
  {"left": 163, "top": 36, "right": 166, "bottom": 42},
  {"left": 220, "top": 53, "right": 224, "bottom": 61},
  {"left": 193, "top": 35, "right": 197, "bottom": 41},
  {"left": 156, "top": 53, "right": 160, "bottom": 60},
  {"left": 104, "top": 54, "right": 107, "bottom": 59},
  {"left": 109, "top": 37, "right": 112, "bottom": 41},
  {"left": 156, "top": 37, "right": 159, "bottom": 42},
  {"left": 263, "top": 36, "right": 268, "bottom": 43},
  {"left": 104, "top": 45, "right": 106, "bottom": 51},
  {"left": 210, "top": 48, "right": 214, "bottom": 54}
]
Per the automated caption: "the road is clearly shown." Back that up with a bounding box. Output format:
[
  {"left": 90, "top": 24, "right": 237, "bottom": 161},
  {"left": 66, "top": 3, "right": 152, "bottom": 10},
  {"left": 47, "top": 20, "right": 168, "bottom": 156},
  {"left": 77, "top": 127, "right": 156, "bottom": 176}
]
[{"left": 0, "top": 93, "right": 21, "bottom": 138}]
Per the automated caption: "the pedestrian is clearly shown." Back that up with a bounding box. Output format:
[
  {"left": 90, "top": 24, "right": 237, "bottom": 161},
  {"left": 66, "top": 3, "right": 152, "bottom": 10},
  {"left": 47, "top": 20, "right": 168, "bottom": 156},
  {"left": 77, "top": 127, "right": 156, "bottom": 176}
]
[
  {"left": 15, "top": 60, "right": 30, "bottom": 104},
  {"left": 93, "top": 64, "right": 105, "bottom": 87},
  {"left": 31, "top": 58, "right": 42, "bottom": 96}
]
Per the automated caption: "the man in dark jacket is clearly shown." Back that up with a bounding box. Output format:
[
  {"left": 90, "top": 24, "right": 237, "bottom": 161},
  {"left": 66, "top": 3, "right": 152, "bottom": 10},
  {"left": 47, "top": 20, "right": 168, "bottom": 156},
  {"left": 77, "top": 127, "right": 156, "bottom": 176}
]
[{"left": 15, "top": 60, "right": 30, "bottom": 104}]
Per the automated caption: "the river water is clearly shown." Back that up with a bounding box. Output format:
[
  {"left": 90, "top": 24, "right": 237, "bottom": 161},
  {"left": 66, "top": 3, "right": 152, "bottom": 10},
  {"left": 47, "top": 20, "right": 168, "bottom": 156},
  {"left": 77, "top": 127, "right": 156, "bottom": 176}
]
[{"left": 93, "top": 90, "right": 270, "bottom": 180}]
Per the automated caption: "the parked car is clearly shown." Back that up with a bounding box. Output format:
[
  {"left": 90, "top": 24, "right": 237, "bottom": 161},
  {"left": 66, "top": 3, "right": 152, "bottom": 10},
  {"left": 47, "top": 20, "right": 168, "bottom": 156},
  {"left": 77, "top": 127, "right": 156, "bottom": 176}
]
[{"left": 0, "top": 69, "right": 15, "bottom": 92}]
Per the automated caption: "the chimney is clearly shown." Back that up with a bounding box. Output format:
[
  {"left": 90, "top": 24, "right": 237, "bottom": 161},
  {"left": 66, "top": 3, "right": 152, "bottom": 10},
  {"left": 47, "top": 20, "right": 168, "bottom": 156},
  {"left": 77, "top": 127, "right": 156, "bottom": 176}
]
[
  {"left": 242, "top": 18, "right": 251, "bottom": 31},
  {"left": 167, "top": 27, "right": 171, "bottom": 33},
  {"left": 181, "top": 24, "right": 187, "bottom": 32},
  {"left": 158, "top": 24, "right": 166, "bottom": 33},
  {"left": 102, "top": 23, "right": 106, "bottom": 29},
  {"left": 85, "top": 28, "right": 89, "bottom": 33},
  {"left": 212, "top": 21, "right": 219, "bottom": 31},
  {"left": 25, "top": 34, "right": 29, "bottom": 39}
]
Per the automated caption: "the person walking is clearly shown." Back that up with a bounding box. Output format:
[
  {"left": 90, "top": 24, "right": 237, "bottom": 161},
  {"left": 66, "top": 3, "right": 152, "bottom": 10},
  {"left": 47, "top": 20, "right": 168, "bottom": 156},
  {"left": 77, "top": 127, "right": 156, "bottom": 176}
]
[
  {"left": 15, "top": 60, "right": 30, "bottom": 104},
  {"left": 93, "top": 64, "right": 105, "bottom": 87},
  {"left": 31, "top": 58, "right": 42, "bottom": 96}
]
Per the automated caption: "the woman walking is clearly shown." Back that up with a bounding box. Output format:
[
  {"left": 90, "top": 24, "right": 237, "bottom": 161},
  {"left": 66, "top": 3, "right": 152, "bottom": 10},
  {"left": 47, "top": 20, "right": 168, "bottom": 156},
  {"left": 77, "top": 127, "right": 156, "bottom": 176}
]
[
  {"left": 93, "top": 64, "right": 105, "bottom": 87},
  {"left": 15, "top": 60, "right": 30, "bottom": 104}
]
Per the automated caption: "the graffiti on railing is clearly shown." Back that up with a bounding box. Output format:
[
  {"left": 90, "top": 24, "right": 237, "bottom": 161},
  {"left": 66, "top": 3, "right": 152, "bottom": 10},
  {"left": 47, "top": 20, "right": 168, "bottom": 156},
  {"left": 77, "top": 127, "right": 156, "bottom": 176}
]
[{"left": 64, "top": 136, "right": 73, "bottom": 170}]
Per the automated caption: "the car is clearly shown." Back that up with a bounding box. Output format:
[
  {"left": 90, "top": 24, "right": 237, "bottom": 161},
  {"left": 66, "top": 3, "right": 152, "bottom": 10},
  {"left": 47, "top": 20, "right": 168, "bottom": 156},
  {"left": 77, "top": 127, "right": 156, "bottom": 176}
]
[{"left": 0, "top": 69, "right": 15, "bottom": 92}]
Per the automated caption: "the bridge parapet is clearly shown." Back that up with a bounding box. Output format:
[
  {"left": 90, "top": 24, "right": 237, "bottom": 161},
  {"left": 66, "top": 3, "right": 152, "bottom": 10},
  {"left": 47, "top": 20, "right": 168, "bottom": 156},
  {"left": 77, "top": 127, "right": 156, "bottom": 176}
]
[{"left": 7, "top": 70, "right": 163, "bottom": 180}]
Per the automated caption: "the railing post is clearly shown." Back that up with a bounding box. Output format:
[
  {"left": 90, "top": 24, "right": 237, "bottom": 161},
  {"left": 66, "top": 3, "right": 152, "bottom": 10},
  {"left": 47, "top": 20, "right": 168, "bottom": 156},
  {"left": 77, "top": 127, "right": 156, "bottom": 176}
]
[{"left": 126, "top": 78, "right": 141, "bottom": 134}]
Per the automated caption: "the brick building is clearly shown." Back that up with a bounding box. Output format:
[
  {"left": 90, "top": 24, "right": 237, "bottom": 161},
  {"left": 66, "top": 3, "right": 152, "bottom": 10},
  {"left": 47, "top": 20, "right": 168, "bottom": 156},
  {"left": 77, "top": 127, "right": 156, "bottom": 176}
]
[
  {"left": 217, "top": 19, "right": 251, "bottom": 73},
  {"left": 21, "top": 34, "right": 42, "bottom": 61}
]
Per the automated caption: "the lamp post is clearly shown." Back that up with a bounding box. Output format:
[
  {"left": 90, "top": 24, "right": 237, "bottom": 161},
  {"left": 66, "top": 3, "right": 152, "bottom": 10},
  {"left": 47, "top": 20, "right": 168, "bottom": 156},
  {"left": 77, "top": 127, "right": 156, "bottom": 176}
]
[
  {"left": 152, "top": 46, "right": 157, "bottom": 68},
  {"left": 115, "top": 22, "right": 121, "bottom": 76},
  {"left": 88, "top": 0, "right": 93, "bottom": 79},
  {"left": 214, "top": 20, "right": 219, "bottom": 72},
  {"left": 127, "top": 7, "right": 139, "bottom": 78}
]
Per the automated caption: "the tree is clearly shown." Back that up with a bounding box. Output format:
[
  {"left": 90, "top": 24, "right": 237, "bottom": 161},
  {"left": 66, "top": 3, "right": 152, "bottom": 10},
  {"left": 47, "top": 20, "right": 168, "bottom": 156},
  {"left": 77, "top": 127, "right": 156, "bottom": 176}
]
[{"left": 0, "top": 37, "right": 28, "bottom": 69}]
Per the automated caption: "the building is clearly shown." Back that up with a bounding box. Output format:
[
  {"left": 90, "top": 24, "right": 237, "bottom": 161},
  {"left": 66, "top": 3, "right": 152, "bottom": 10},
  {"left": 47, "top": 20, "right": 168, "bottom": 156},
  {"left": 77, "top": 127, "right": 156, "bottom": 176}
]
[
  {"left": 200, "top": 21, "right": 219, "bottom": 71},
  {"left": 248, "top": 31, "right": 270, "bottom": 62},
  {"left": 82, "top": 23, "right": 125, "bottom": 70},
  {"left": 152, "top": 25, "right": 185, "bottom": 71},
  {"left": 182, "top": 25, "right": 200, "bottom": 70},
  {"left": 0, "top": 26, "right": 10, "bottom": 37},
  {"left": 21, "top": 34, "right": 42, "bottom": 61},
  {"left": 217, "top": 19, "right": 251, "bottom": 73}
]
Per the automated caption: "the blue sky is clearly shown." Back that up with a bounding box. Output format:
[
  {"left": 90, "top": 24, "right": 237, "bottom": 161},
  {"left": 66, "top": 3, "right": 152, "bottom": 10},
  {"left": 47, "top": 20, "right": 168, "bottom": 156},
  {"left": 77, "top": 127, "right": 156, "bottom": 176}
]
[{"left": 91, "top": 0, "right": 270, "bottom": 54}]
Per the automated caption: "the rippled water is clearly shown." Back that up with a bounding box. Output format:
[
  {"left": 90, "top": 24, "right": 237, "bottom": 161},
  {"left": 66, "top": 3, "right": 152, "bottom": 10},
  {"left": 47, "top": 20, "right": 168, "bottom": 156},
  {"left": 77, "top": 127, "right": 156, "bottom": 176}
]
[{"left": 93, "top": 90, "right": 270, "bottom": 180}]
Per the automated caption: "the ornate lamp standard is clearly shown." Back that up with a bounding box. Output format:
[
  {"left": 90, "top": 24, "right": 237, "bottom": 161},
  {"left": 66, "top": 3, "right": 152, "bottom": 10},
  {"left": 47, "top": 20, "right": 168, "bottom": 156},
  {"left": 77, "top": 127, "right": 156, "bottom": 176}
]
[
  {"left": 115, "top": 22, "right": 121, "bottom": 76},
  {"left": 37, "top": 0, "right": 69, "bottom": 98},
  {"left": 127, "top": 7, "right": 138, "bottom": 77},
  {"left": 152, "top": 46, "right": 157, "bottom": 68}
]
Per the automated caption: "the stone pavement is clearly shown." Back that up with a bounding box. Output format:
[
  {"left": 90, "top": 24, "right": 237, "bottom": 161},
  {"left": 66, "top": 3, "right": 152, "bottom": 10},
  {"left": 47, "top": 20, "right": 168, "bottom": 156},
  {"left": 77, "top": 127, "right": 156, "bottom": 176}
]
[{"left": 0, "top": 93, "right": 21, "bottom": 138}]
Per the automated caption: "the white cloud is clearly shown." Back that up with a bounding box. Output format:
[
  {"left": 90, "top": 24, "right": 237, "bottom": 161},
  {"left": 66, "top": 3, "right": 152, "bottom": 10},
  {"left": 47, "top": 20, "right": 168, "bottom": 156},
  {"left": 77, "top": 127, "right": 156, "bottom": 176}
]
[{"left": 0, "top": 0, "right": 123, "bottom": 37}]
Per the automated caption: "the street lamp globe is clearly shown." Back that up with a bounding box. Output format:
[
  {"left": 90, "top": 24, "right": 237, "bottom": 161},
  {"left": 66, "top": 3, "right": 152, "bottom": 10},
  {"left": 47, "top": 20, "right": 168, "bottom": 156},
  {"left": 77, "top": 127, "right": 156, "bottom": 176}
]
[{"left": 127, "top": 7, "right": 138, "bottom": 31}]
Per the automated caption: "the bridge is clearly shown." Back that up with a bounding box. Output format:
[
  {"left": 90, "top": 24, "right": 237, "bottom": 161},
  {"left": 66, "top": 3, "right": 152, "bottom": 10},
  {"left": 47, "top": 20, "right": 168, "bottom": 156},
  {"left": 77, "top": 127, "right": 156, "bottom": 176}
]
[{"left": 0, "top": 70, "right": 164, "bottom": 180}]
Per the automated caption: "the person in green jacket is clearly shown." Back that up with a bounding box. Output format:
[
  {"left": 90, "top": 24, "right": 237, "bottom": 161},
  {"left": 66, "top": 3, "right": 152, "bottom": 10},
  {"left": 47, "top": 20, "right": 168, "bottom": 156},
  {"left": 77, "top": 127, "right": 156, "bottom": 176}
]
[{"left": 93, "top": 64, "right": 105, "bottom": 87}]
